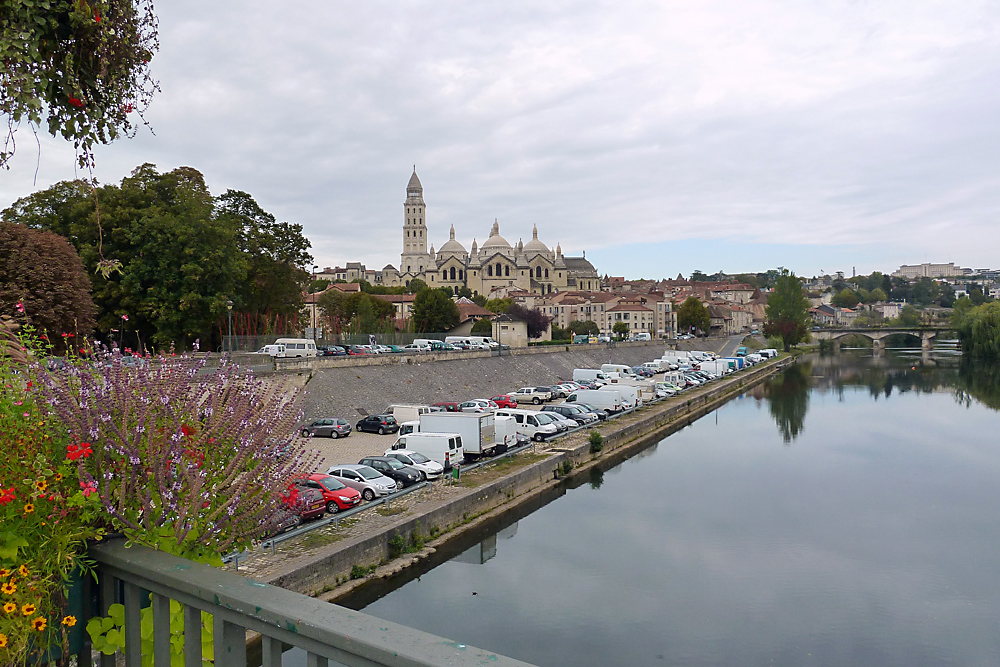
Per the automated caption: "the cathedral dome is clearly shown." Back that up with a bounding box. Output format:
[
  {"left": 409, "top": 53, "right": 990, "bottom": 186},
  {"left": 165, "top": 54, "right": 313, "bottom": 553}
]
[
  {"left": 481, "top": 219, "right": 511, "bottom": 250},
  {"left": 522, "top": 224, "right": 549, "bottom": 254},
  {"left": 438, "top": 225, "right": 467, "bottom": 255}
]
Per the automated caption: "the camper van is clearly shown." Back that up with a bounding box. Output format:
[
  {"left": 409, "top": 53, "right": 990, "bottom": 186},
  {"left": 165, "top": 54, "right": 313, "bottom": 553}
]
[
  {"left": 274, "top": 338, "right": 318, "bottom": 358},
  {"left": 254, "top": 344, "right": 286, "bottom": 357}
]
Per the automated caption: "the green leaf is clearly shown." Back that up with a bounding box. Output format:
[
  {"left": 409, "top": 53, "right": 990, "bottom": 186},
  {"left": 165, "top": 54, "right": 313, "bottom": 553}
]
[
  {"left": 108, "top": 602, "right": 125, "bottom": 625},
  {"left": 105, "top": 627, "right": 122, "bottom": 647}
]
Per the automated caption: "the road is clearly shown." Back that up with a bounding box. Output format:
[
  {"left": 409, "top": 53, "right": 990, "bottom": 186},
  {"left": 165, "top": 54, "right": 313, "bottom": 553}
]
[{"left": 717, "top": 334, "right": 747, "bottom": 358}]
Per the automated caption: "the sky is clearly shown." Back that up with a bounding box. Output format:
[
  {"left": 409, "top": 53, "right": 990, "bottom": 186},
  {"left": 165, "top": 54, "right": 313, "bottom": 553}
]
[{"left": 3, "top": 0, "right": 1000, "bottom": 281}]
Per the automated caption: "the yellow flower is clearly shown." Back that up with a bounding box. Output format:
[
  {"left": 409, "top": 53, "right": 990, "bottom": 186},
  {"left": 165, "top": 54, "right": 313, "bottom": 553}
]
[
  {"left": 23, "top": 503, "right": 34, "bottom": 515},
  {"left": 61, "top": 615, "right": 76, "bottom": 627},
  {"left": 35, "top": 479, "right": 47, "bottom": 493},
  {"left": 3, "top": 602, "right": 16, "bottom": 614},
  {"left": 0, "top": 568, "right": 9, "bottom": 578},
  {"left": 0, "top": 633, "right": 7, "bottom": 648},
  {"left": 21, "top": 603, "right": 36, "bottom": 616},
  {"left": 17, "top": 565, "right": 28, "bottom": 578},
  {"left": 31, "top": 617, "right": 46, "bottom": 631},
  {"left": 1, "top": 582, "right": 15, "bottom": 595},
  {"left": 54, "top": 472, "right": 63, "bottom": 481}
]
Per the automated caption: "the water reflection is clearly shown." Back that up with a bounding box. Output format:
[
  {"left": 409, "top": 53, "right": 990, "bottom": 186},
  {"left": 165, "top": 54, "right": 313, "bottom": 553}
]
[
  {"left": 956, "top": 358, "right": 1000, "bottom": 411},
  {"left": 760, "top": 361, "right": 811, "bottom": 443}
]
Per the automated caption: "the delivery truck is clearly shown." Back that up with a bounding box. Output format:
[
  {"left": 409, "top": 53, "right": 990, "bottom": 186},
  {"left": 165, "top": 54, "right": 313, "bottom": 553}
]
[{"left": 417, "top": 412, "right": 515, "bottom": 460}]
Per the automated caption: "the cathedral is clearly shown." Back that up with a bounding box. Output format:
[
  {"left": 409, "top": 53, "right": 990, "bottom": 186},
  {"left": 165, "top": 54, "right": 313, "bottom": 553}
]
[{"left": 381, "top": 170, "right": 600, "bottom": 295}]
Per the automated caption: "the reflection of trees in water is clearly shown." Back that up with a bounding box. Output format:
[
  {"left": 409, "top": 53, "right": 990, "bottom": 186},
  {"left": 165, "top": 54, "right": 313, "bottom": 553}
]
[
  {"left": 807, "top": 353, "right": 958, "bottom": 401},
  {"left": 589, "top": 467, "right": 604, "bottom": 490},
  {"left": 955, "top": 360, "right": 1000, "bottom": 411},
  {"left": 764, "top": 362, "right": 811, "bottom": 444}
]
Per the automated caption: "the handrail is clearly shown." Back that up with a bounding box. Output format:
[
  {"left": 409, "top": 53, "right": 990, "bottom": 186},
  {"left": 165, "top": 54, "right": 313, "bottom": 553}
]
[{"left": 90, "top": 540, "right": 536, "bottom": 667}]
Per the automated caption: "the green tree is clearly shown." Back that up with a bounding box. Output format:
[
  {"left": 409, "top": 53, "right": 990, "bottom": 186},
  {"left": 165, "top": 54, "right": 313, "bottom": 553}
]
[
  {"left": 895, "top": 304, "right": 921, "bottom": 327},
  {"left": 0, "top": 222, "right": 97, "bottom": 350},
  {"left": 567, "top": 320, "right": 600, "bottom": 336},
  {"left": 612, "top": 322, "right": 630, "bottom": 340},
  {"left": 954, "top": 301, "right": 1000, "bottom": 359},
  {"left": 406, "top": 278, "right": 428, "bottom": 294},
  {"left": 690, "top": 270, "right": 708, "bottom": 282},
  {"left": 677, "top": 297, "right": 710, "bottom": 335},
  {"left": 869, "top": 287, "right": 888, "bottom": 302},
  {"left": 831, "top": 289, "right": 860, "bottom": 308},
  {"left": 471, "top": 318, "right": 493, "bottom": 335},
  {"left": 763, "top": 270, "right": 810, "bottom": 351},
  {"left": 1, "top": 0, "right": 159, "bottom": 169},
  {"left": 411, "top": 288, "right": 459, "bottom": 333},
  {"left": 485, "top": 298, "right": 512, "bottom": 314}
]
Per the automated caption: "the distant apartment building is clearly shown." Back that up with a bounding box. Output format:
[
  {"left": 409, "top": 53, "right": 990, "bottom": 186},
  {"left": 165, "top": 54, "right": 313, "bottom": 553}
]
[{"left": 892, "top": 263, "right": 969, "bottom": 279}]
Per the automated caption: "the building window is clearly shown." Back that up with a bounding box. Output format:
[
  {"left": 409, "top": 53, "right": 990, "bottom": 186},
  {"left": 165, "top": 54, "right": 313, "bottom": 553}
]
[
  {"left": 535, "top": 266, "right": 542, "bottom": 278},
  {"left": 459, "top": 270, "right": 464, "bottom": 280},
  {"left": 505, "top": 266, "right": 510, "bottom": 277},
  {"left": 450, "top": 267, "right": 456, "bottom": 280},
  {"left": 488, "top": 265, "right": 493, "bottom": 277},
  {"left": 545, "top": 268, "right": 549, "bottom": 278},
  {"left": 419, "top": 230, "right": 422, "bottom": 237},
  {"left": 496, "top": 263, "right": 502, "bottom": 276}
]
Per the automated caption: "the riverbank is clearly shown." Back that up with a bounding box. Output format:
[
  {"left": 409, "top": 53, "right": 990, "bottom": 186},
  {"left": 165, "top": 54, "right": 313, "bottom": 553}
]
[{"left": 231, "top": 352, "right": 792, "bottom": 600}]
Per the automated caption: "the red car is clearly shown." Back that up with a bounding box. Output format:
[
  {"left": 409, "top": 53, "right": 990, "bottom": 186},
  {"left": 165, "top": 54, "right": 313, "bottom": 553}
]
[
  {"left": 490, "top": 394, "right": 518, "bottom": 409},
  {"left": 300, "top": 473, "right": 363, "bottom": 513}
]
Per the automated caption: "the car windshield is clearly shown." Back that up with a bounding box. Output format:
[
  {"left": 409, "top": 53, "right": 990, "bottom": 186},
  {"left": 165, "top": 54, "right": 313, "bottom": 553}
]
[
  {"left": 357, "top": 466, "right": 382, "bottom": 480},
  {"left": 318, "top": 477, "right": 346, "bottom": 491},
  {"left": 385, "top": 459, "right": 405, "bottom": 470},
  {"left": 408, "top": 452, "right": 430, "bottom": 463},
  {"left": 534, "top": 413, "right": 555, "bottom": 424}
]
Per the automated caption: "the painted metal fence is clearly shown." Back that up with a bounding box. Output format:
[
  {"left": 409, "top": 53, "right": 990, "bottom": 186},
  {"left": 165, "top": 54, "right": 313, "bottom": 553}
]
[{"left": 89, "top": 540, "right": 535, "bottom": 667}]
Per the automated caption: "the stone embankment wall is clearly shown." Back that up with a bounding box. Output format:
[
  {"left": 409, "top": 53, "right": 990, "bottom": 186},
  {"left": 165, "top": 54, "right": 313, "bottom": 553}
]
[{"left": 262, "top": 353, "right": 791, "bottom": 598}]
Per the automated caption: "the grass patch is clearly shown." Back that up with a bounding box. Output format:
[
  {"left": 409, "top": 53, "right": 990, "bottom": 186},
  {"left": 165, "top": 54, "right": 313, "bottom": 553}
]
[
  {"left": 298, "top": 531, "right": 346, "bottom": 550},
  {"left": 376, "top": 505, "right": 407, "bottom": 516},
  {"left": 454, "top": 453, "right": 549, "bottom": 488}
]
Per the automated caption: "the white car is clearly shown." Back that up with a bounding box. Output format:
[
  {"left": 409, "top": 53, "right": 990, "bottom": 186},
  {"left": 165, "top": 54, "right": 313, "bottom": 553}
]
[
  {"left": 459, "top": 399, "right": 498, "bottom": 413},
  {"left": 382, "top": 449, "right": 444, "bottom": 481},
  {"left": 403, "top": 343, "right": 431, "bottom": 352},
  {"left": 511, "top": 387, "right": 552, "bottom": 404},
  {"left": 326, "top": 464, "right": 398, "bottom": 500}
]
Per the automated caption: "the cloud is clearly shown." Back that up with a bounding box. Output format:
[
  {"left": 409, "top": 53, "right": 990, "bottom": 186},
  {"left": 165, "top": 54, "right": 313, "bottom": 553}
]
[{"left": 3, "top": 0, "right": 999, "bottom": 278}]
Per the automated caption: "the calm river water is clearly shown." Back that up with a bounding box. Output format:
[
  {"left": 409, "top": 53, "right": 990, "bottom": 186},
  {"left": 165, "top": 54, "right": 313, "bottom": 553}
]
[{"left": 340, "top": 350, "right": 1000, "bottom": 666}]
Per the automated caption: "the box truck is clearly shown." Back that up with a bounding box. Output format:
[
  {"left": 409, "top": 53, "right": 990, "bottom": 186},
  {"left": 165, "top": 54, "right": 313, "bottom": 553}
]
[{"left": 418, "top": 412, "right": 514, "bottom": 459}]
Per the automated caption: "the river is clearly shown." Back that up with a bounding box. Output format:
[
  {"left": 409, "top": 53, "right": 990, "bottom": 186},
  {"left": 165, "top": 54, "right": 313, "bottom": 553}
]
[{"left": 337, "top": 349, "right": 1000, "bottom": 666}]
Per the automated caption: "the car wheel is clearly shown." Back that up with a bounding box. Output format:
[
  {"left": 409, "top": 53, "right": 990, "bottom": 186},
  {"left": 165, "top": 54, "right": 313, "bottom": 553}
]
[
  {"left": 362, "top": 489, "right": 376, "bottom": 501},
  {"left": 378, "top": 426, "right": 386, "bottom": 435},
  {"left": 301, "top": 429, "right": 310, "bottom": 438},
  {"left": 420, "top": 471, "right": 427, "bottom": 481},
  {"left": 326, "top": 501, "right": 339, "bottom": 514},
  {"left": 331, "top": 431, "right": 339, "bottom": 439},
  {"left": 533, "top": 397, "right": 541, "bottom": 405},
  {"left": 533, "top": 433, "right": 544, "bottom": 442}
]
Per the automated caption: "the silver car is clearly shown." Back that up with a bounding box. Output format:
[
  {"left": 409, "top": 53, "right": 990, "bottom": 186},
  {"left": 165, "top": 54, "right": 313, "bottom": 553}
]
[
  {"left": 326, "top": 464, "right": 398, "bottom": 501},
  {"left": 301, "top": 418, "right": 352, "bottom": 439},
  {"left": 382, "top": 449, "right": 444, "bottom": 480}
]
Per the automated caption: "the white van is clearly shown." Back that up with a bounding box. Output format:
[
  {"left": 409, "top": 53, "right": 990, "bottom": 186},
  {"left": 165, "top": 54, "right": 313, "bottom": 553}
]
[
  {"left": 630, "top": 332, "right": 652, "bottom": 341},
  {"left": 412, "top": 338, "right": 444, "bottom": 349},
  {"left": 573, "top": 369, "right": 611, "bottom": 385},
  {"left": 600, "top": 383, "right": 639, "bottom": 409},
  {"left": 254, "top": 344, "right": 286, "bottom": 357},
  {"left": 389, "top": 432, "right": 464, "bottom": 470},
  {"left": 274, "top": 338, "right": 318, "bottom": 358},
  {"left": 564, "top": 389, "right": 623, "bottom": 413},
  {"left": 383, "top": 404, "right": 433, "bottom": 424},
  {"left": 444, "top": 336, "right": 472, "bottom": 349},
  {"left": 468, "top": 336, "right": 498, "bottom": 348},
  {"left": 494, "top": 408, "right": 559, "bottom": 442},
  {"left": 601, "top": 364, "right": 637, "bottom": 379}
]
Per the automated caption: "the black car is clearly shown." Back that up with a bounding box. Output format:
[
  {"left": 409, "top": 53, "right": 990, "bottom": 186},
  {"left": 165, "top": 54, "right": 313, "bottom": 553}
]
[
  {"left": 574, "top": 402, "right": 609, "bottom": 421},
  {"left": 542, "top": 404, "right": 598, "bottom": 425},
  {"left": 301, "top": 417, "right": 352, "bottom": 438},
  {"left": 356, "top": 414, "right": 399, "bottom": 435},
  {"left": 319, "top": 345, "right": 347, "bottom": 356},
  {"left": 358, "top": 456, "right": 423, "bottom": 488}
]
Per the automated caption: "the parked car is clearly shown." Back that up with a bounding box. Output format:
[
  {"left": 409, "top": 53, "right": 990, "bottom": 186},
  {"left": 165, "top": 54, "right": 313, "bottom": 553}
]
[
  {"left": 301, "top": 417, "right": 352, "bottom": 439},
  {"left": 356, "top": 414, "right": 400, "bottom": 435},
  {"left": 511, "top": 387, "right": 552, "bottom": 405},
  {"left": 347, "top": 345, "right": 370, "bottom": 355},
  {"left": 533, "top": 411, "right": 570, "bottom": 433},
  {"left": 403, "top": 343, "right": 431, "bottom": 352},
  {"left": 432, "top": 401, "right": 462, "bottom": 412},
  {"left": 317, "top": 345, "right": 346, "bottom": 356},
  {"left": 382, "top": 449, "right": 445, "bottom": 480},
  {"left": 459, "top": 399, "right": 497, "bottom": 413},
  {"left": 573, "top": 402, "right": 609, "bottom": 421},
  {"left": 542, "top": 404, "right": 599, "bottom": 425},
  {"left": 299, "top": 473, "right": 363, "bottom": 514},
  {"left": 490, "top": 394, "right": 518, "bottom": 409},
  {"left": 358, "top": 456, "right": 423, "bottom": 488},
  {"left": 326, "top": 464, "right": 398, "bottom": 500},
  {"left": 540, "top": 385, "right": 568, "bottom": 399}
]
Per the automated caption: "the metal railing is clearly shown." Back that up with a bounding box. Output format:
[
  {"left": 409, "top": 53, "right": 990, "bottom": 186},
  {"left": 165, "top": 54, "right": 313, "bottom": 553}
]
[{"left": 89, "top": 540, "right": 535, "bottom": 667}]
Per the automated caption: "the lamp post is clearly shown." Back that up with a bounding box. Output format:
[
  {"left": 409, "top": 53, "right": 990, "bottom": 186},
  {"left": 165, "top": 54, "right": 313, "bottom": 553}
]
[
  {"left": 226, "top": 300, "right": 233, "bottom": 353},
  {"left": 311, "top": 265, "right": 318, "bottom": 336}
]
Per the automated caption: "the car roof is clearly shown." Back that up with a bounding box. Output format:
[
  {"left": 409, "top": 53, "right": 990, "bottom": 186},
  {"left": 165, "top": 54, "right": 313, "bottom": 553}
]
[{"left": 335, "top": 463, "right": 379, "bottom": 473}]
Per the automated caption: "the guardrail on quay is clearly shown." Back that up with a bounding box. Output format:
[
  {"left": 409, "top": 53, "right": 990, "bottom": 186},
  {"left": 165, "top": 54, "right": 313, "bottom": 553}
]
[{"left": 88, "top": 539, "right": 536, "bottom": 667}]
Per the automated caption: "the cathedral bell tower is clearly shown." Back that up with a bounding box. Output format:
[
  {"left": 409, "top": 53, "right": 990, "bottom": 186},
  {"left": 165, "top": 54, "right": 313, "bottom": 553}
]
[{"left": 400, "top": 168, "right": 429, "bottom": 274}]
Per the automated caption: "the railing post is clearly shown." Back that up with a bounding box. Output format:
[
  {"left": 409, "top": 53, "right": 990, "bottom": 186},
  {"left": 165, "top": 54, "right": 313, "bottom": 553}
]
[
  {"left": 99, "top": 574, "right": 117, "bottom": 667},
  {"left": 123, "top": 581, "right": 143, "bottom": 666},
  {"left": 152, "top": 592, "right": 171, "bottom": 667},
  {"left": 214, "top": 615, "right": 247, "bottom": 667},
  {"left": 184, "top": 604, "right": 201, "bottom": 667},
  {"left": 261, "top": 636, "right": 283, "bottom": 667}
]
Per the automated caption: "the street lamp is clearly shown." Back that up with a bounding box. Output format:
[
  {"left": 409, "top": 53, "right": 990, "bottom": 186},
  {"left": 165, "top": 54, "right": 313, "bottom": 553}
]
[
  {"left": 226, "top": 300, "right": 233, "bottom": 353},
  {"left": 311, "top": 265, "right": 318, "bottom": 336}
]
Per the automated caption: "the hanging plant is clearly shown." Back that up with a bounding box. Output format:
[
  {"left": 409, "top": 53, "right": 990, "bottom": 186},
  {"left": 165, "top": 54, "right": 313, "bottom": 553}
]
[{"left": 0, "top": 0, "right": 160, "bottom": 169}]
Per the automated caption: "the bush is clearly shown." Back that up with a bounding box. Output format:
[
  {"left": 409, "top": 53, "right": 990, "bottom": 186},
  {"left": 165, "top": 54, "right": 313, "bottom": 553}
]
[
  {"left": 561, "top": 460, "right": 573, "bottom": 476},
  {"left": 388, "top": 533, "right": 406, "bottom": 559},
  {"left": 350, "top": 564, "right": 369, "bottom": 580},
  {"left": 589, "top": 430, "right": 604, "bottom": 453}
]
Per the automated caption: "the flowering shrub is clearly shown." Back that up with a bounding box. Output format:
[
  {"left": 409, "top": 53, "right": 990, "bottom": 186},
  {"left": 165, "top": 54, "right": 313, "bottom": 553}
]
[
  {"left": 0, "top": 321, "right": 104, "bottom": 663},
  {"left": 31, "top": 346, "right": 317, "bottom": 563}
]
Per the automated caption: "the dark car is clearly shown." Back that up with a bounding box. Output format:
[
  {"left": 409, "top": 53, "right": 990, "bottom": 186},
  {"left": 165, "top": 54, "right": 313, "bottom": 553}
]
[
  {"left": 301, "top": 417, "right": 352, "bottom": 439},
  {"left": 574, "top": 402, "right": 609, "bottom": 421},
  {"left": 358, "top": 456, "right": 423, "bottom": 488},
  {"left": 318, "top": 345, "right": 347, "bottom": 356},
  {"left": 300, "top": 473, "right": 363, "bottom": 513},
  {"left": 356, "top": 414, "right": 399, "bottom": 435},
  {"left": 266, "top": 483, "right": 327, "bottom": 535},
  {"left": 537, "top": 385, "right": 566, "bottom": 399},
  {"left": 542, "top": 404, "right": 599, "bottom": 425},
  {"left": 432, "top": 401, "right": 461, "bottom": 412}
]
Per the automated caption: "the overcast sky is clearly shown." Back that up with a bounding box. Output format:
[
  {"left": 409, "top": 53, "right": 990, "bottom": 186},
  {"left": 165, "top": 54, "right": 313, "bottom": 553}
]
[{"left": 3, "top": 0, "right": 1000, "bottom": 280}]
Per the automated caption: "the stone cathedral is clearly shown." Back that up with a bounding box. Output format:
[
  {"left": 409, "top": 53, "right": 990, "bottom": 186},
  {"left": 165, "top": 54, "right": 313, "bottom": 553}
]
[{"left": 381, "top": 169, "right": 599, "bottom": 295}]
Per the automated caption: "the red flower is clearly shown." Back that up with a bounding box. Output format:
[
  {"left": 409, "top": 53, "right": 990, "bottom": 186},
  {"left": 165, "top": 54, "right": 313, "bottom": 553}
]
[
  {"left": 66, "top": 442, "right": 93, "bottom": 461},
  {"left": 181, "top": 424, "right": 193, "bottom": 437},
  {"left": 0, "top": 488, "right": 15, "bottom": 505},
  {"left": 94, "top": 13, "right": 100, "bottom": 22},
  {"left": 15, "top": 302, "right": 24, "bottom": 313},
  {"left": 68, "top": 96, "right": 84, "bottom": 108},
  {"left": 80, "top": 482, "right": 97, "bottom": 497},
  {"left": 123, "top": 103, "right": 134, "bottom": 113}
]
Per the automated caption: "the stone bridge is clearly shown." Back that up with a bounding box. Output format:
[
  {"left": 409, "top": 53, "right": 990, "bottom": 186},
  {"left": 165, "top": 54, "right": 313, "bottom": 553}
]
[{"left": 810, "top": 327, "right": 950, "bottom": 352}]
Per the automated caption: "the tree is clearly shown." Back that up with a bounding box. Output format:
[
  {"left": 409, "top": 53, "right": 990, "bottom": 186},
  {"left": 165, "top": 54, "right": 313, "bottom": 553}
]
[
  {"left": 405, "top": 278, "right": 428, "bottom": 294},
  {"left": 485, "top": 298, "right": 512, "bottom": 314},
  {"left": 831, "top": 289, "right": 860, "bottom": 308},
  {"left": 411, "top": 288, "right": 459, "bottom": 333},
  {"left": 1, "top": 0, "right": 159, "bottom": 169},
  {"left": 0, "top": 223, "right": 96, "bottom": 350},
  {"left": 471, "top": 318, "right": 493, "bottom": 335},
  {"left": 567, "top": 320, "right": 600, "bottom": 336},
  {"left": 677, "top": 297, "right": 710, "bottom": 335},
  {"left": 507, "top": 303, "right": 551, "bottom": 339},
  {"left": 612, "top": 322, "right": 629, "bottom": 340},
  {"left": 690, "top": 270, "right": 708, "bottom": 282},
  {"left": 954, "top": 302, "right": 1000, "bottom": 359},
  {"left": 869, "top": 287, "right": 888, "bottom": 302},
  {"left": 764, "top": 270, "right": 810, "bottom": 351},
  {"left": 895, "top": 304, "right": 920, "bottom": 327}
]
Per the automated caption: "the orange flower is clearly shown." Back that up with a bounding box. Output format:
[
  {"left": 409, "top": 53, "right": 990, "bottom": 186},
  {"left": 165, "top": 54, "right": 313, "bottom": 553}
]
[
  {"left": 61, "top": 615, "right": 77, "bottom": 627},
  {"left": 23, "top": 503, "right": 34, "bottom": 514},
  {"left": 54, "top": 473, "right": 63, "bottom": 482},
  {"left": 35, "top": 479, "right": 47, "bottom": 493},
  {"left": 17, "top": 565, "right": 28, "bottom": 578},
  {"left": 0, "top": 633, "right": 6, "bottom": 648},
  {"left": 0, "top": 568, "right": 9, "bottom": 578},
  {"left": 21, "top": 603, "right": 36, "bottom": 616},
  {"left": 1, "top": 582, "right": 15, "bottom": 595},
  {"left": 31, "top": 617, "right": 46, "bottom": 631},
  {"left": 3, "top": 602, "right": 16, "bottom": 614}
]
